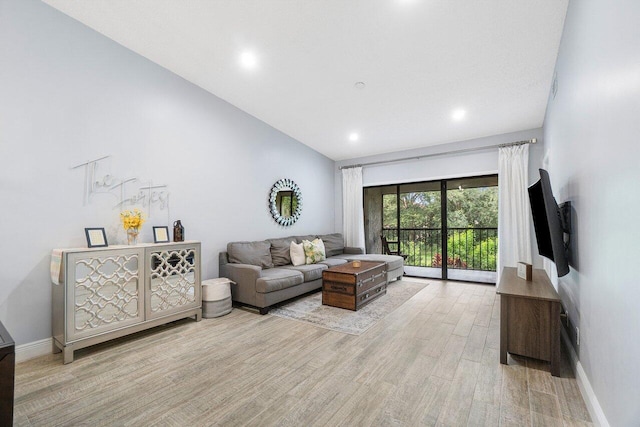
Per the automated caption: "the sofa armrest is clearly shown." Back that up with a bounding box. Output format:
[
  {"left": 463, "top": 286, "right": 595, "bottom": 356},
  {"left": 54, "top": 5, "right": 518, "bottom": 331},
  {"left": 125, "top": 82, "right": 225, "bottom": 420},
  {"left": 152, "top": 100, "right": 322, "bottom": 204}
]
[
  {"left": 221, "top": 263, "right": 262, "bottom": 306},
  {"left": 343, "top": 246, "right": 365, "bottom": 255},
  {"left": 222, "top": 263, "right": 262, "bottom": 284}
]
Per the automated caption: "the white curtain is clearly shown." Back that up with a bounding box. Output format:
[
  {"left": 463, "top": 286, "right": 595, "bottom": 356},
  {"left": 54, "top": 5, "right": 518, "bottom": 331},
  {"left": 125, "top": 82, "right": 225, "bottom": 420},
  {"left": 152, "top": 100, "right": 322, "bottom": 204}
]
[
  {"left": 342, "top": 167, "right": 365, "bottom": 249},
  {"left": 497, "top": 144, "right": 532, "bottom": 281}
]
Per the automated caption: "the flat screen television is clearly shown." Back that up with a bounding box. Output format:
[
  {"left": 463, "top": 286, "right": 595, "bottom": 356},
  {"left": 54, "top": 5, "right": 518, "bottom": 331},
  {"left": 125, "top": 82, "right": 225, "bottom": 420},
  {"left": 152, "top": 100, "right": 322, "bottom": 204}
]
[{"left": 528, "top": 169, "right": 571, "bottom": 277}]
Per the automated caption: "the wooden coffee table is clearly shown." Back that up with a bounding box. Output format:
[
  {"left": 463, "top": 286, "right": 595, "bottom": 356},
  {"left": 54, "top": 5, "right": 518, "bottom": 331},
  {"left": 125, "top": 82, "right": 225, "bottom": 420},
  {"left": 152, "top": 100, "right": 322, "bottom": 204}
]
[{"left": 322, "top": 261, "right": 387, "bottom": 310}]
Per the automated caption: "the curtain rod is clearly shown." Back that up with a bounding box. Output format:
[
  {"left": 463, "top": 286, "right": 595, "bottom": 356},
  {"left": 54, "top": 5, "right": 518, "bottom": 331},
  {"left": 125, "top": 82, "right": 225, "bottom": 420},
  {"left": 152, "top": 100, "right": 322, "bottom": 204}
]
[{"left": 339, "top": 138, "right": 537, "bottom": 170}]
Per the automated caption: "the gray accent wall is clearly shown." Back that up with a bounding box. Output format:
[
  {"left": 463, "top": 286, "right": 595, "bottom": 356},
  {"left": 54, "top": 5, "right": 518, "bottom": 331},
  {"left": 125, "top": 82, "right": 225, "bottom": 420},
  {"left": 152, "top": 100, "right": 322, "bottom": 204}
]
[
  {"left": 543, "top": 1, "right": 640, "bottom": 425},
  {"left": 0, "top": 0, "right": 335, "bottom": 344}
]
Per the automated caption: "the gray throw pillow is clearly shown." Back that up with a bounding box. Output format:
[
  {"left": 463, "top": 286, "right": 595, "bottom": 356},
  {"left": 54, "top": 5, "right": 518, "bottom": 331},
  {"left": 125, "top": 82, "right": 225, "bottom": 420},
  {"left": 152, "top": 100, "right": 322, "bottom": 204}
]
[
  {"left": 227, "top": 241, "right": 274, "bottom": 269},
  {"left": 319, "top": 233, "right": 345, "bottom": 257},
  {"left": 267, "top": 237, "right": 296, "bottom": 266},
  {"left": 295, "top": 235, "right": 316, "bottom": 244}
]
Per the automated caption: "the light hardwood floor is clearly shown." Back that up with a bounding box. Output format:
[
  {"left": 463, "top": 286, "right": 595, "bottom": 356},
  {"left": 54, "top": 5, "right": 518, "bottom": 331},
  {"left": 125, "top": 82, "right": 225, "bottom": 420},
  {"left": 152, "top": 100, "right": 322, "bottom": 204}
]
[{"left": 14, "top": 279, "right": 592, "bottom": 426}]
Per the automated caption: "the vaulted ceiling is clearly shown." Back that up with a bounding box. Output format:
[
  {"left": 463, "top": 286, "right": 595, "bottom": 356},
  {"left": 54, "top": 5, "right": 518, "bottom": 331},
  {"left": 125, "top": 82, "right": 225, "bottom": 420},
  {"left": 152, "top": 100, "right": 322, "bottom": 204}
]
[{"left": 43, "top": 0, "right": 569, "bottom": 160}]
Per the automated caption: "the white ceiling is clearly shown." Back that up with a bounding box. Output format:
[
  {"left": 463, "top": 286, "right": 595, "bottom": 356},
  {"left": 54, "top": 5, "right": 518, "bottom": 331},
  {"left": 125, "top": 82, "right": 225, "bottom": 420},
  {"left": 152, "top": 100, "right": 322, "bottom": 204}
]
[{"left": 43, "top": 0, "right": 568, "bottom": 161}]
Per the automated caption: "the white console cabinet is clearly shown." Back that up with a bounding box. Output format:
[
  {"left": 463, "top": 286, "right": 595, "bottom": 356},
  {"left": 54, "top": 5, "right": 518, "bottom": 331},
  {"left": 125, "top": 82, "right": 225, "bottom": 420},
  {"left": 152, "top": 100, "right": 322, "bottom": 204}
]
[{"left": 52, "top": 241, "right": 202, "bottom": 363}]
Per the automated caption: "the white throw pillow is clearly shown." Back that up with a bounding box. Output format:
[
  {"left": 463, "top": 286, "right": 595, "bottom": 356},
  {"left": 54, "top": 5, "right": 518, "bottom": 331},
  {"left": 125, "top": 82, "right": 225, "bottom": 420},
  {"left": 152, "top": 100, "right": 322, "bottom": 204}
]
[{"left": 290, "top": 241, "right": 306, "bottom": 266}]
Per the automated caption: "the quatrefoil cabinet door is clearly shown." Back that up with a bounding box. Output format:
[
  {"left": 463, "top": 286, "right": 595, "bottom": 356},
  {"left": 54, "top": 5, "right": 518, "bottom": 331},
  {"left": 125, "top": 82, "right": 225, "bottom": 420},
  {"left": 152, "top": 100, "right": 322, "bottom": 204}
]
[
  {"left": 66, "top": 248, "right": 146, "bottom": 342},
  {"left": 145, "top": 243, "right": 201, "bottom": 320}
]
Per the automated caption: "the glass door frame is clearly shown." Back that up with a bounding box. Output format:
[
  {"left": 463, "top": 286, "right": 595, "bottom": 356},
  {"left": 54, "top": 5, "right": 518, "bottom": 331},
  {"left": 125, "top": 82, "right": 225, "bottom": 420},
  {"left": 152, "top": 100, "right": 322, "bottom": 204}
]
[{"left": 364, "top": 173, "right": 498, "bottom": 282}]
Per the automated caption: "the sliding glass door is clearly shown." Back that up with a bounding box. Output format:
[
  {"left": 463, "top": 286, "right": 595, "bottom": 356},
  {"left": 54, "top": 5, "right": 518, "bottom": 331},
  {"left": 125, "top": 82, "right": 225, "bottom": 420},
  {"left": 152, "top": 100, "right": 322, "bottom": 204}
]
[
  {"left": 445, "top": 176, "right": 498, "bottom": 283},
  {"left": 397, "top": 182, "right": 443, "bottom": 278},
  {"left": 363, "top": 174, "right": 498, "bottom": 283}
]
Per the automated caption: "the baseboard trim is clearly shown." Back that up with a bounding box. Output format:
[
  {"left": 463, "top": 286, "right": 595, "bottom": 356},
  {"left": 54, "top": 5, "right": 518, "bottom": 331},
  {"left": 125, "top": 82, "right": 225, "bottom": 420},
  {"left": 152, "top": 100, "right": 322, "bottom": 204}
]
[
  {"left": 561, "top": 329, "right": 609, "bottom": 427},
  {"left": 15, "top": 338, "right": 52, "bottom": 363}
]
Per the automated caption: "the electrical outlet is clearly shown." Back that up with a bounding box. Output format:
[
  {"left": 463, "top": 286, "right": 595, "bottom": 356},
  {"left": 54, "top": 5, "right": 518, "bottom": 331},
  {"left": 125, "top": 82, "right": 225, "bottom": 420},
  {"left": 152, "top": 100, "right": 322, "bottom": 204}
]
[{"left": 576, "top": 326, "right": 580, "bottom": 346}]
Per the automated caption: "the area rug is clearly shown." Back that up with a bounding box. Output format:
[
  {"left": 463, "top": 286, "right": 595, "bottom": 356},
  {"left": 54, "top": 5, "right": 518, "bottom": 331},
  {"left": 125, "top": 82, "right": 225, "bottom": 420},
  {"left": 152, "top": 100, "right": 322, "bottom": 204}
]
[{"left": 269, "top": 280, "right": 428, "bottom": 335}]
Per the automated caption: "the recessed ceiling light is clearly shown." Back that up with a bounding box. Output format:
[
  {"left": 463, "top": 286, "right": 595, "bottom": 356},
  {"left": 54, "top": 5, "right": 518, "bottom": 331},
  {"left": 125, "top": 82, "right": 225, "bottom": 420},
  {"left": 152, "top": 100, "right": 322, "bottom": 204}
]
[
  {"left": 348, "top": 132, "right": 359, "bottom": 142},
  {"left": 240, "top": 51, "right": 257, "bottom": 69},
  {"left": 354, "top": 81, "right": 366, "bottom": 89},
  {"left": 452, "top": 109, "right": 466, "bottom": 121}
]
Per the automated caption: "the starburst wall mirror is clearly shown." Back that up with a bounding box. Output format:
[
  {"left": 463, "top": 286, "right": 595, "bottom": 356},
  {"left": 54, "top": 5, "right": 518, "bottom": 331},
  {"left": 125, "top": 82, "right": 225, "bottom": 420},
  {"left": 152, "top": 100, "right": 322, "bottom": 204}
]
[{"left": 269, "top": 178, "right": 303, "bottom": 226}]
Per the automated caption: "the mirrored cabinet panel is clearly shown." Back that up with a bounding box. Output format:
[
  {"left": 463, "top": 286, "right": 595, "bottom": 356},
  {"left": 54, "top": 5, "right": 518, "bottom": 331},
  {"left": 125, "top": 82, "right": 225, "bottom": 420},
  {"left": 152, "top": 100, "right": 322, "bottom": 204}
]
[
  {"left": 69, "top": 249, "right": 144, "bottom": 341},
  {"left": 148, "top": 246, "right": 199, "bottom": 318}
]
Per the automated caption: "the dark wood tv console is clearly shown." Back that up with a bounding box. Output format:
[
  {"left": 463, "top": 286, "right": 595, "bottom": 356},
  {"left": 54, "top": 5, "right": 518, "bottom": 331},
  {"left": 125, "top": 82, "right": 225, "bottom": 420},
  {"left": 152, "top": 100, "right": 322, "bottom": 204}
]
[
  {"left": 0, "top": 321, "right": 14, "bottom": 425},
  {"left": 496, "top": 267, "right": 562, "bottom": 376}
]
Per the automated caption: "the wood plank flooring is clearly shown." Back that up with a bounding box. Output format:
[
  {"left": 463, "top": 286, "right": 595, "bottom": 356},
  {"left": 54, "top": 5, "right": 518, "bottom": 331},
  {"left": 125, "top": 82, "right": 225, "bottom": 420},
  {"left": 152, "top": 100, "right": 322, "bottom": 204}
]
[{"left": 14, "top": 279, "right": 592, "bottom": 426}]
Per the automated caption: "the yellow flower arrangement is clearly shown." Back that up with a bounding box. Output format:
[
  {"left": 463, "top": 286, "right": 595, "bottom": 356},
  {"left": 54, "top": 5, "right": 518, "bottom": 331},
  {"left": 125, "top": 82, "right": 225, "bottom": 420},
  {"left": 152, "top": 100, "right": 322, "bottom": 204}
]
[{"left": 120, "top": 209, "right": 146, "bottom": 231}]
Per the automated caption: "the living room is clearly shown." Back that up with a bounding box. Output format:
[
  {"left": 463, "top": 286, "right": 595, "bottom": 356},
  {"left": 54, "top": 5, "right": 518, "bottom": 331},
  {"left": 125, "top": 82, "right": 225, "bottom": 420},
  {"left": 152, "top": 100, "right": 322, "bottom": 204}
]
[{"left": 1, "top": 1, "right": 638, "bottom": 426}]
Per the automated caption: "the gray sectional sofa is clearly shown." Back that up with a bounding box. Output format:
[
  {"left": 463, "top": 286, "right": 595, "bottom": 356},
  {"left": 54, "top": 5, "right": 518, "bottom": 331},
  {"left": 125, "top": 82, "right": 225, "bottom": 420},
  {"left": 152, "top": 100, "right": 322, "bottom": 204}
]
[{"left": 219, "top": 233, "right": 404, "bottom": 314}]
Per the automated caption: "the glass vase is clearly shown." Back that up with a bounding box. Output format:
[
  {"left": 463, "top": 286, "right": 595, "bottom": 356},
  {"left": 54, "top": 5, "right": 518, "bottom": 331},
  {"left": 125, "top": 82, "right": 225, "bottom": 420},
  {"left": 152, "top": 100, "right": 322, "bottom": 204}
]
[{"left": 127, "top": 228, "right": 139, "bottom": 245}]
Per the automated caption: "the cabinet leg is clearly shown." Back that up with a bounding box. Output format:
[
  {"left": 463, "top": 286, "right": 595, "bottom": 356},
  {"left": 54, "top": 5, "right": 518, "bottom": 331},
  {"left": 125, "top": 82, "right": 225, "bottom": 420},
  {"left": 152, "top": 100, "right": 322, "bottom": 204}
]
[
  {"left": 550, "top": 302, "right": 561, "bottom": 376},
  {"left": 195, "top": 309, "right": 202, "bottom": 322},
  {"left": 500, "top": 295, "right": 508, "bottom": 365},
  {"left": 52, "top": 340, "right": 61, "bottom": 354},
  {"left": 63, "top": 346, "right": 74, "bottom": 364}
]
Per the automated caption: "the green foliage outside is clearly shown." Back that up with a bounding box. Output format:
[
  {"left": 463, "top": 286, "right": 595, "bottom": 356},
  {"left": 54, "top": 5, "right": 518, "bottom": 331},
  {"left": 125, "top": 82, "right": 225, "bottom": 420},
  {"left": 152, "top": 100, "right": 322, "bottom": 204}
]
[
  {"left": 382, "top": 186, "right": 498, "bottom": 271},
  {"left": 279, "top": 194, "right": 298, "bottom": 217},
  {"left": 444, "top": 229, "right": 497, "bottom": 271}
]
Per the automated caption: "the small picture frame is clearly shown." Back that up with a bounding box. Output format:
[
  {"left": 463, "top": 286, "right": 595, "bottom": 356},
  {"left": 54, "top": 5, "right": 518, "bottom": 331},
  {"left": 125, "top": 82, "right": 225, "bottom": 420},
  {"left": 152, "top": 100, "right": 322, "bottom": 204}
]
[
  {"left": 153, "top": 226, "right": 170, "bottom": 243},
  {"left": 517, "top": 262, "right": 533, "bottom": 281},
  {"left": 85, "top": 228, "right": 108, "bottom": 248}
]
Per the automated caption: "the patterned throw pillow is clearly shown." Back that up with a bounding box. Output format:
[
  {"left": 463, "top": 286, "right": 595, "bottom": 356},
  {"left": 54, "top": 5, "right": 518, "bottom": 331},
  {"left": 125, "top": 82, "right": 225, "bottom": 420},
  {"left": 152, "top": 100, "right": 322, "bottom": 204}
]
[
  {"left": 290, "top": 241, "right": 306, "bottom": 266},
  {"left": 302, "top": 238, "right": 326, "bottom": 264}
]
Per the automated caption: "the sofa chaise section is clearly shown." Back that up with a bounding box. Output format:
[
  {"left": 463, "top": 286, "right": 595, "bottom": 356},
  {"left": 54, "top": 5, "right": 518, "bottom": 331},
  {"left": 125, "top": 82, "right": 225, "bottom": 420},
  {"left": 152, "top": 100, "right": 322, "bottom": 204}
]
[{"left": 332, "top": 253, "right": 404, "bottom": 283}]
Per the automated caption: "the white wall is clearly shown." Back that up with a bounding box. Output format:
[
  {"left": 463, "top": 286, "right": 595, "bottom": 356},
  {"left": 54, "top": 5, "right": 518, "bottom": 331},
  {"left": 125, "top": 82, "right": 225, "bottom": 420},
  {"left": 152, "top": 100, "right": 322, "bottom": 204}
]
[
  {"left": 335, "top": 128, "right": 546, "bottom": 266},
  {"left": 543, "top": 1, "right": 640, "bottom": 425},
  {"left": 0, "top": 0, "right": 335, "bottom": 345}
]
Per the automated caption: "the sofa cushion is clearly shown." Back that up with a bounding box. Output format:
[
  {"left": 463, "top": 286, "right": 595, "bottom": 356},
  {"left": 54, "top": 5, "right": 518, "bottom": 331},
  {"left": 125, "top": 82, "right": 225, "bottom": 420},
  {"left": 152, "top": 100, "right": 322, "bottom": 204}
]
[
  {"left": 268, "top": 236, "right": 296, "bottom": 266},
  {"left": 290, "top": 241, "right": 305, "bottom": 266},
  {"left": 319, "top": 257, "right": 349, "bottom": 267},
  {"left": 303, "top": 238, "right": 326, "bottom": 264},
  {"left": 281, "top": 263, "right": 327, "bottom": 282},
  {"left": 227, "top": 241, "right": 273, "bottom": 269},
  {"left": 295, "top": 235, "right": 316, "bottom": 244},
  {"left": 256, "top": 268, "right": 304, "bottom": 293},
  {"left": 318, "top": 233, "right": 345, "bottom": 257}
]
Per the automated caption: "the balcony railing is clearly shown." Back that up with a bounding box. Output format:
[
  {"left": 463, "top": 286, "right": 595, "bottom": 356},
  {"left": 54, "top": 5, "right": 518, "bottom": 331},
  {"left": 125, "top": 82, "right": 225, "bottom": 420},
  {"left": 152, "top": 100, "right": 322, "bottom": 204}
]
[{"left": 381, "top": 227, "right": 498, "bottom": 271}]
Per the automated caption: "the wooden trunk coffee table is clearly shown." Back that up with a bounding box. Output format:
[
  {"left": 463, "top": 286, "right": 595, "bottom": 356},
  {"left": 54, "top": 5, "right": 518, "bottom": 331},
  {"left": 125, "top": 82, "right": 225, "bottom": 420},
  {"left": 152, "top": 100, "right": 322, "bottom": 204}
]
[{"left": 322, "top": 261, "right": 387, "bottom": 311}]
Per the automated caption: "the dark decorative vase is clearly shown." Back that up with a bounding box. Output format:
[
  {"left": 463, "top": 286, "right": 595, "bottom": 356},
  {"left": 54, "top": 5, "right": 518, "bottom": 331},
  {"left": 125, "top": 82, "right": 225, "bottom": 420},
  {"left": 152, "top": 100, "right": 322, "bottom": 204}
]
[{"left": 173, "top": 220, "right": 184, "bottom": 242}]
